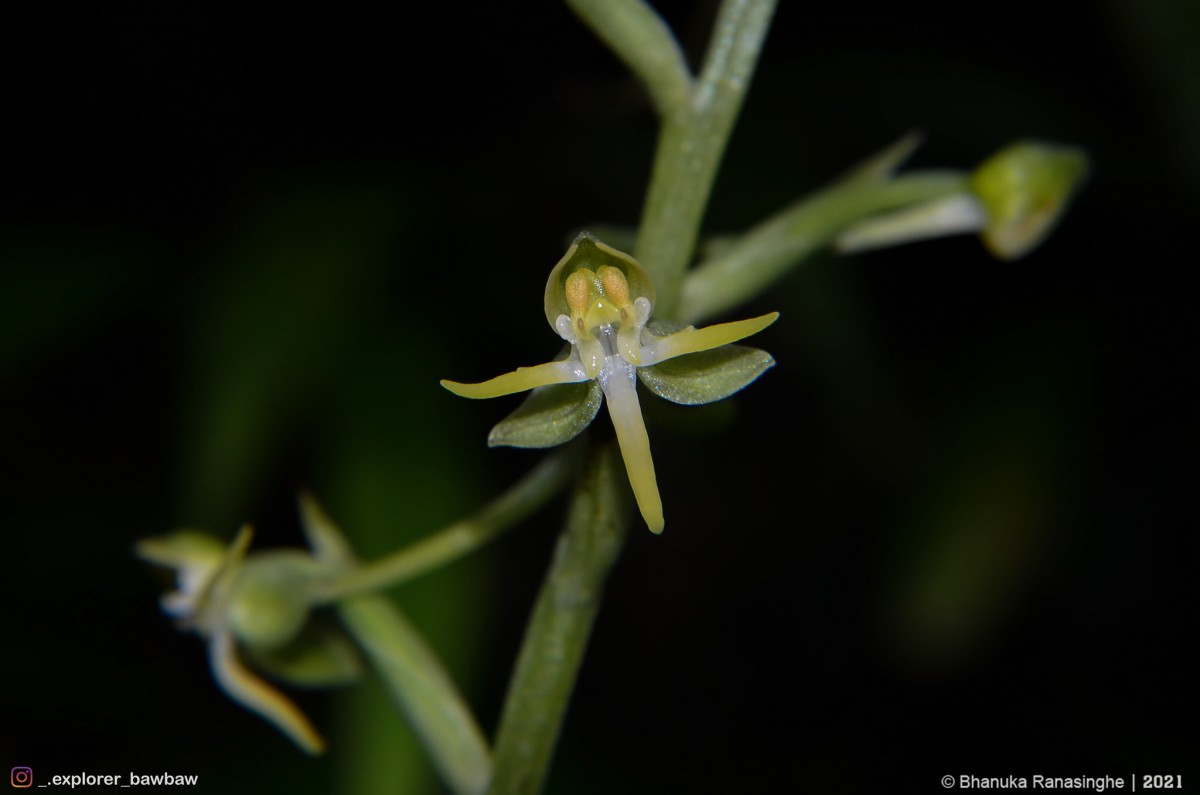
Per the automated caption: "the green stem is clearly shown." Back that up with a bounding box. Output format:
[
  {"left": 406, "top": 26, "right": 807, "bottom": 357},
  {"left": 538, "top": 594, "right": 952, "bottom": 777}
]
[
  {"left": 337, "top": 598, "right": 491, "bottom": 795},
  {"left": 311, "top": 448, "right": 578, "bottom": 603},
  {"left": 565, "top": 0, "right": 692, "bottom": 120},
  {"left": 300, "top": 497, "right": 493, "bottom": 795},
  {"left": 488, "top": 444, "right": 630, "bottom": 795},
  {"left": 678, "top": 171, "right": 970, "bottom": 323},
  {"left": 634, "top": 0, "right": 777, "bottom": 317}
]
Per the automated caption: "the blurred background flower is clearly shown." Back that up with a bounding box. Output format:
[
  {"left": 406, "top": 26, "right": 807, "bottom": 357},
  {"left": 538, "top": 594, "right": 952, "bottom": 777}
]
[{"left": 1, "top": 2, "right": 1193, "bottom": 792}]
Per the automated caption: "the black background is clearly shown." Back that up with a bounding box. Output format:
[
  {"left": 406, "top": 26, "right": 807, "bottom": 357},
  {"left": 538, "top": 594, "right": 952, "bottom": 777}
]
[{"left": 1, "top": 2, "right": 1195, "bottom": 793}]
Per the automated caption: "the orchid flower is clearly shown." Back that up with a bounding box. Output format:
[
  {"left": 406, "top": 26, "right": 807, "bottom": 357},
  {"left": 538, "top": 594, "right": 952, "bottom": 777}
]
[
  {"left": 137, "top": 527, "right": 361, "bottom": 754},
  {"left": 442, "top": 233, "right": 778, "bottom": 534}
]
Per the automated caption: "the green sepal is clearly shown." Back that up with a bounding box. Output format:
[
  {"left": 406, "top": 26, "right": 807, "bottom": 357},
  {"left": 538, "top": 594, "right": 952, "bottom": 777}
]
[
  {"left": 646, "top": 317, "right": 686, "bottom": 336},
  {"left": 488, "top": 379, "right": 604, "bottom": 448},
  {"left": 637, "top": 344, "right": 775, "bottom": 405},
  {"left": 247, "top": 615, "right": 364, "bottom": 688}
]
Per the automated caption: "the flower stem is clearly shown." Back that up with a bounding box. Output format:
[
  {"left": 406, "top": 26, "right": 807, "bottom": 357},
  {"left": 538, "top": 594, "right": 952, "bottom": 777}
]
[
  {"left": 678, "top": 171, "right": 970, "bottom": 323},
  {"left": 488, "top": 444, "right": 630, "bottom": 795},
  {"left": 300, "top": 497, "right": 493, "bottom": 795},
  {"left": 310, "top": 448, "right": 579, "bottom": 604},
  {"left": 565, "top": 0, "right": 692, "bottom": 120},
  {"left": 483, "top": 4, "right": 778, "bottom": 791},
  {"left": 336, "top": 598, "right": 491, "bottom": 795},
  {"left": 634, "top": 0, "right": 778, "bottom": 317}
]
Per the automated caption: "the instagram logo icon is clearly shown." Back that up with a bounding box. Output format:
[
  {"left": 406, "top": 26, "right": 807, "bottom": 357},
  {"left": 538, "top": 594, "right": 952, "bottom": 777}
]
[{"left": 10, "top": 767, "right": 32, "bottom": 788}]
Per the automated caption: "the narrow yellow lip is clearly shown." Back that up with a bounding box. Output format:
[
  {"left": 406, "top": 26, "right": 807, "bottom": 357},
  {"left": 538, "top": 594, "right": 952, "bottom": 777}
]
[{"left": 602, "top": 368, "right": 664, "bottom": 534}]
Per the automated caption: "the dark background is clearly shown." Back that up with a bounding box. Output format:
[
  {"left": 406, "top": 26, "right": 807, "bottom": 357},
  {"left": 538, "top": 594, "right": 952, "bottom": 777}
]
[{"left": 1, "top": 1, "right": 1194, "bottom": 793}]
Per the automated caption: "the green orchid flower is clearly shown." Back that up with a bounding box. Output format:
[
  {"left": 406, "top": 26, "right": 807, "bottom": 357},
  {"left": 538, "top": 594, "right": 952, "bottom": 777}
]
[
  {"left": 442, "top": 232, "right": 779, "bottom": 534},
  {"left": 137, "top": 527, "right": 362, "bottom": 754}
]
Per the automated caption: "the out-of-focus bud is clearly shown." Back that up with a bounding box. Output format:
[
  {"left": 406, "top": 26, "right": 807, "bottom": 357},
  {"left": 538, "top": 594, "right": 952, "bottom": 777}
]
[
  {"left": 835, "top": 140, "right": 1088, "bottom": 261},
  {"left": 971, "top": 141, "right": 1089, "bottom": 260}
]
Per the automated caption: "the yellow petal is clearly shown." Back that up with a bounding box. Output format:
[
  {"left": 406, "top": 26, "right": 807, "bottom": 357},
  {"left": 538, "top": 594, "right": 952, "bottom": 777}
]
[
  {"left": 208, "top": 629, "right": 326, "bottom": 754},
  {"left": 642, "top": 312, "right": 779, "bottom": 366},
  {"left": 441, "top": 360, "right": 588, "bottom": 399},
  {"left": 602, "top": 369, "right": 664, "bottom": 533}
]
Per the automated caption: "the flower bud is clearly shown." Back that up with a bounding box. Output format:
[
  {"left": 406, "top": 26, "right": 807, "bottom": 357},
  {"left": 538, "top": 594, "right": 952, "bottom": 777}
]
[
  {"left": 971, "top": 140, "right": 1089, "bottom": 260},
  {"left": 835, "top": 140, "right": 1088, "bottom": 261}
]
